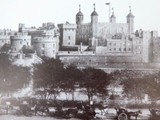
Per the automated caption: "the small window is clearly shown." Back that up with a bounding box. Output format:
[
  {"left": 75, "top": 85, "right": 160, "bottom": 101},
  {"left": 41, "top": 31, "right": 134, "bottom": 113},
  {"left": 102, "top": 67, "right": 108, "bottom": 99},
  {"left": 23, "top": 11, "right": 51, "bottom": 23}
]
[
  {"left": 124, "top": 48, "right": 126, "bottom": 51},
  {"left": 68, "top": 36, "right": 71, "bottom": 40},
  {"left": 42, "top": 44, "right": 45, "bottom": 48},
  {"left": 20, "top": 41, "right": 22, "bottom": 44},
  {"left": 42, "top": 50, "right": 45, "bottom": 54},
  {"left": 119, "top": 48, "right": 121, "bottom": 51},
  {"left": 114, "top": 48, "right": 116, "bottom": 51},
  {"left": 128, "top": 48, "right": 131, "bottom": 51}
]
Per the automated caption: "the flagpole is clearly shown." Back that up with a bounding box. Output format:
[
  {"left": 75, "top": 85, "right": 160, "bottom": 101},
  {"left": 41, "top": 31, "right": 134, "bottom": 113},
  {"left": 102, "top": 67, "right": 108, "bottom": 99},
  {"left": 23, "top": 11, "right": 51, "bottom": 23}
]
[
  {"left": 105, "top": 3, "right": 111, "bottom": 22},
  {"left": 109, "top": 3, "right": 111, "bottom": 22}
]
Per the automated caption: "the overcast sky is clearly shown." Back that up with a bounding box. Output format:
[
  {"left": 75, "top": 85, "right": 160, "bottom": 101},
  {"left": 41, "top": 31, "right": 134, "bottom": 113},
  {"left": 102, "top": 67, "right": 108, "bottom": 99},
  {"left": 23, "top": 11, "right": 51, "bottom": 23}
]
[{"left": 0, "top": 0, "right": 159, "bottom": 33}]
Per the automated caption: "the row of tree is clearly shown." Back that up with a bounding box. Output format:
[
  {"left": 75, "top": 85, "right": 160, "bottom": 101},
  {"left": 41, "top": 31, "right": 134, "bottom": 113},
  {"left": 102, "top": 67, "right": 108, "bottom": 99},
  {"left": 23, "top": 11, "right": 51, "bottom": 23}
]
[
  {"left": 32, "top": 57, "right": 160, "bottom": 104},
  {"left": 1, "top": 53, "right": 160, "bottom": 104},
  {"left": 33, "top": 58, "right": 110, "bottom": 103},
  {"left": 110, "top": 70, "right": 160, "bottom": 103}
]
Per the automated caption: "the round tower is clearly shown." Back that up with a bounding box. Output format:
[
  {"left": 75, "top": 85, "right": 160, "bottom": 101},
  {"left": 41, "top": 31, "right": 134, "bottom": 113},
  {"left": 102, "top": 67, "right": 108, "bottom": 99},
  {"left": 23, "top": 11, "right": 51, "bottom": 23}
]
[
  {"left": 32, "top": 36, "right": 58, "bottom": 58},
  {"left": 127, "top": 6, "right": 134, "bottom": 35},
  {"left": 110, "top": 8, "right": 116, "bottom": 23},
  {"left": 10, "top": 32, "right": 31, "bottom": 53},
  {"left": 76, "top": 5, "right": 83, "bottom": 26},
  {"left": 91, "top": 3, "right": 98, "bottom": 24},
  {"left": 91, "top": 3, "right": 98, "bottom": 38}
]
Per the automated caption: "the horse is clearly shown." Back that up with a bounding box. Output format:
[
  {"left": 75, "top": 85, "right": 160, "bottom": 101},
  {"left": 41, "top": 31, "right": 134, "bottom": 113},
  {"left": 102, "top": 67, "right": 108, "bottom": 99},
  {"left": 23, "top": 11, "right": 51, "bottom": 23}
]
[
  {"left": 98, "top": 105, "right": 109, "bottom": 115},
  {"left": 128, "top": 110, "right": 142, "bottom": 120}
]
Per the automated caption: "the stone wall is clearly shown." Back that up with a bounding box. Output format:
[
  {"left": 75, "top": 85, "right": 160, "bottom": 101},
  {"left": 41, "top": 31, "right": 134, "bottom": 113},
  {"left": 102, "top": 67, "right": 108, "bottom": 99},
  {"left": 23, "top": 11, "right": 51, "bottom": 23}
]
[
  {"left": 58, "top": 54, "right": 142, "bottom": 67},
  {"left": 0, "top": 35, "right": 10, "bottom": 48},
  {"left": 152, "top": 37, "right": 160, "bottom": 63}
]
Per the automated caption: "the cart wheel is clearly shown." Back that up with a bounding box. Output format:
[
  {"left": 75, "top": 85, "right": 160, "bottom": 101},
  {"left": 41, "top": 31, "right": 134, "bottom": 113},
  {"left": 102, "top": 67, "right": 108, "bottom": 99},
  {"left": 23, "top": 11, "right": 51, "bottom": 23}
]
[{"left": 118, "top": 113, "right": 128, "bottom": 120}]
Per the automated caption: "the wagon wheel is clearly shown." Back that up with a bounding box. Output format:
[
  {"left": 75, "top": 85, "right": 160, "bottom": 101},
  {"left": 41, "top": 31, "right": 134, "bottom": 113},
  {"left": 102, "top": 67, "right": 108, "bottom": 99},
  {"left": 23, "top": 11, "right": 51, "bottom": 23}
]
[{"left": 118, "top": 113, "right": 128, "bottom": 120}]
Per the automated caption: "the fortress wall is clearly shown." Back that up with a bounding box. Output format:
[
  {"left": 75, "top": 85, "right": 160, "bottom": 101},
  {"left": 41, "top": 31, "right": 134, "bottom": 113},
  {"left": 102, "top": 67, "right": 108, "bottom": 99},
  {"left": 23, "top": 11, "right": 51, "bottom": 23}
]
[
  {"left": 97, "top": 23, "right": 128, "bottom": 37},
  {"left": 152, "top": 37, "right": 160, "bottom": 63},
  {"left": 59, "top": 54, "right": 160, "bottom": 69},
  {"left": 59, "top": 54, "right": 142, "bottom": 66},
  {"left": 0, "top": 36, "right": 10, "bottom": 48}
]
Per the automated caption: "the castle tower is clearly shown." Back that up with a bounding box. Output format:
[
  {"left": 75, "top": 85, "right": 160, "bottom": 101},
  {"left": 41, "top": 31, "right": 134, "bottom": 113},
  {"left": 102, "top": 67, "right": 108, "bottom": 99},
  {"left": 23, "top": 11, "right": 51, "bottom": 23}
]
[
  {"left": 91, "top": 3, "right": 98, "bottom": 37},
  {"left": 10, "top": 32, "right": 31, "bottom": 53},
  {"left": 76, "top": 5, "right": 84, "bottom": 26},
  {"left": 18, "top": 23, "right": 25, "bottom": 32},
  {"left": 110, "top": 8, "right": 116, "bottom": 23},
  {"left": 127, "top": 6, "right": 134, "bottom": 35}
]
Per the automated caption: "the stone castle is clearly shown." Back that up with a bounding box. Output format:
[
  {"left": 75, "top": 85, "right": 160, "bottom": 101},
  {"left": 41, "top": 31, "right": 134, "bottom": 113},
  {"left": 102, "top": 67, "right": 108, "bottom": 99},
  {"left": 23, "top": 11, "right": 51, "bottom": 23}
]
[{"left": 0, "top": 4, "right": 160, "bottom": 70}]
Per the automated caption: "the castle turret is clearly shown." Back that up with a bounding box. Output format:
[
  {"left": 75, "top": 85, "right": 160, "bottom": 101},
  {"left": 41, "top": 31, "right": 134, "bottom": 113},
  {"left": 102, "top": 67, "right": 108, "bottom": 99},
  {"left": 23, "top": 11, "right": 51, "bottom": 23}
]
[
  {"left": 10, "top": 32, "right": 31, "bottom": 53},
  {"left": 76, "top": 5, "right": 84, "bottom": 26},
  {"left": 127, "top": 6, "right": 134, "bottom": 35},
  {"left": 110, "top": 8, "right": 116, "bottom": 23},
  {"left": 91, "top": 3, "right": 98, "bottom": 37},
  {"left": 18, "top": 23, "right": 25, "bottom": 32}
]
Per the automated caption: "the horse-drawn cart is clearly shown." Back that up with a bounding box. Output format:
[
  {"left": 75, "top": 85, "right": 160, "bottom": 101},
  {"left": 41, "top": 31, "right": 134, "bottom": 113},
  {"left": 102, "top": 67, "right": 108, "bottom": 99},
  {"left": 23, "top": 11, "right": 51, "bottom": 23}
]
[{"left": 114, "top": 107, "right": 141, "bottom": 120}]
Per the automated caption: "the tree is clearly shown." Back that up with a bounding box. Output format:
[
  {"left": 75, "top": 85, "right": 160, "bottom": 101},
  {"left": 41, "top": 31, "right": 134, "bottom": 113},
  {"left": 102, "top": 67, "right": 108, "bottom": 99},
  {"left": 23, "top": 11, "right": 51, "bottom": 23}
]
[
  {"left": 121, "top": 77, "right": 146, "bottom": 103},
  {"left": 108, "top": 70, "right": 122, "bottom": 97},
  {"left": 33, "top": 57, "right": 64, "bottom": 100},
  {"left": 0, "top": 53, "right": 30, "bottom": 95},
  {"left": 62, "top": 64, "right": 83, "bottom": 101},
  {"left": 80, "top": 67, "right": 110, "bottom": 104},
  {"left": 111, "top": 70, "right": 148, "bottom": 103},
  {"left": 144, "top": 72, "right": 160, "bottom": 102}
]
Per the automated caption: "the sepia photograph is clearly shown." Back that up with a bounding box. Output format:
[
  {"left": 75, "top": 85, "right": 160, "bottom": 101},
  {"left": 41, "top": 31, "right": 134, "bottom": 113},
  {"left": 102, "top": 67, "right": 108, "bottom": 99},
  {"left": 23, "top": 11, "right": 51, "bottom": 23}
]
[{"left": 0, "top": 0, "right": 159, "bottom": 120}]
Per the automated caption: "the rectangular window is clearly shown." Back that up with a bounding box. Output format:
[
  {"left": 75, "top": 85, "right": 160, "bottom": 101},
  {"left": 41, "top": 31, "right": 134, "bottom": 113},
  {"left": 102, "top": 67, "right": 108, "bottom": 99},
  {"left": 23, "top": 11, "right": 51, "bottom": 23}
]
[
  {"left": 42, "top": 44, "right": 45, "bottom": 48},
  {"left": 68, "top": 36, "right": 71, "bottom": 40},
  {"left": 42, "top": 50, "right": 45, "bottom": 54}
]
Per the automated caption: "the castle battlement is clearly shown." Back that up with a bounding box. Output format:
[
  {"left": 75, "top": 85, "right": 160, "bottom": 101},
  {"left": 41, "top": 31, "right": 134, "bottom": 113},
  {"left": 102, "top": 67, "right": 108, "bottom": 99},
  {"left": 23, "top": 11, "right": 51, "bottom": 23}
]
[{"left": 58, "top": 23, "right": 77, "bottom": 29}]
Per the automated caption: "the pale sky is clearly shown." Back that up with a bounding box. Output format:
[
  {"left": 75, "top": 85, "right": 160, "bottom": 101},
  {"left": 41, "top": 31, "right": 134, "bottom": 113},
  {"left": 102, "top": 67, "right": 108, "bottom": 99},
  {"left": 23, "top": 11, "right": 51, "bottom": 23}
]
[{"left": 0, "top": 0, "right": 159, "bottom": 33}]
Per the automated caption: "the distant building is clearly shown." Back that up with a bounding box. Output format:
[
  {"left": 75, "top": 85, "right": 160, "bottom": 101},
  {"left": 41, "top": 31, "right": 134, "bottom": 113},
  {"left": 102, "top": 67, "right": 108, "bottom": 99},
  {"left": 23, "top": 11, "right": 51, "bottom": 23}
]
[
  {"left": 57, "top": 4, "right": 160, "bottom": 69},
  {"left": 0, "top": 4, "right": 159, "bottom": 70}
]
